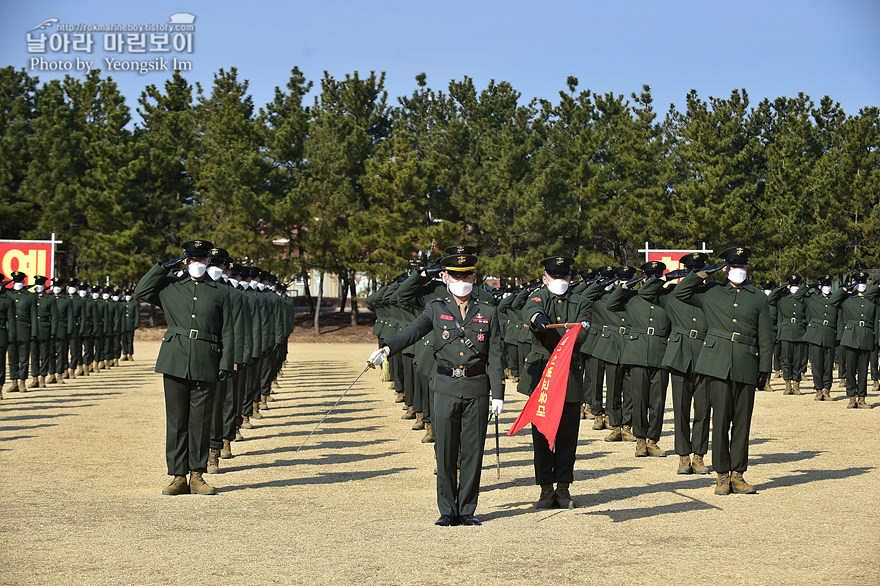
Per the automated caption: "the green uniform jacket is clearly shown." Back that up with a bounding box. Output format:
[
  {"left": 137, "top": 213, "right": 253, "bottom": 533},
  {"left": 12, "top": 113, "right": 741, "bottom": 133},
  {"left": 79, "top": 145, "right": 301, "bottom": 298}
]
[
  {"left": 135, "top": 263, "right": 235, "bottom": 382},
  {"left": 123, "top": 298, "right": 141, "bottom": 332},
  {"left": 35, "top": 292, "right": 58, "bottom": 340},
  {"left": 798, "top": 288, "right": 840, "bottom": 348},
  {"left": 9, "top": 288, "right": 38, "bottom": 341},
  {"left": 518, "top": 287, "right": 591, "bottom": 401},
  {"left": 54, "top": 294, "right": 70, "bottom": 339},
  {"left": 243, "top": 288, "right": 264, "bottom": 360},
  {"left": 68, "top": 294, "right": 84, "bottom": 336},
  {"left": 79, "top": 296, "right": 95, "bottom": 336},
  {"left": 673, "top": 272, "right": 774, "bottom": 386},
  {"left": 91, "top": 297, "right": 106, "bottom": 338},
  {"left": 638, "top": 276, "right": 707, "bottom": 374},
  {"left": 832, "top": 285, "right": 880, "bottom": 351},
  {"left": 0, "top": 290, "right": 16, "bottom": 347},
  {"left": 606, "top": 285, "right": 670, "bottom": 368},
  {"left": 224, "top": 283, "right": 252, "bottom": 366},
  {"left": 584, "top": 282, "right": 626, "bottom": 365},
  {"left": 385, "top": 294, "right": 504, "bottom": 401},
  {"left": 770, "top": 289, "right": 806, "bottom": 342}
]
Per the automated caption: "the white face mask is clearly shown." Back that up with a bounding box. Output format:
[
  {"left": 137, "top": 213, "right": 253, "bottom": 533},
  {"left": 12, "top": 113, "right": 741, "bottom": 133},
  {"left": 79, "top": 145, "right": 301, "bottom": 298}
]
[
  {"left": 229, "top": 278, "right": 239, "bottom": 288},
  {"left": 447, "top": 280, "right": 473, "bottom": 298},
  {"left": 91, "top": 292, "right": 100, "bottom": 299},
  {"left": 206, "top": 266, "right": 224, "bottom": 281},
  {"left": 78, "top": 290, "right": 87, "bottom": 297},
  {"left": 789, "top": 285, "right": 800, "bottom": 294},
  {"left": 221, "top": 273, "right": 228, "bottom": 282},
  {"left": 728, "top": 268, "right": 747, "bottom": 285},
  {"left": 256, "top": 282, "right": 266, "bottom": 291},
  {"left": 52, "top": 286, "right": 62, "bottom": 294},
  {"left": 13, "top": 282, "right": 24, "bottom": 291},
  {"left": 35, "top": 285, "right": 45, "bottom": 293},
  {"left": 187, "top": 261, "right": 207, "bottom": 279},
  {"left": 547, "top": 278, "right": 569, "bottom": 296},
  {"left": 821, "top": 285, "right": 832, "bottom": 295},
  {"left": 102, "top": 293, "right": 110, "bottom": 300},
  {"left": 857, "top": 283, "right": 867, "bottom": 293},
  {"left": 111, "top": 295, "right": 119, "bottom": 301},
  {"left": 124, "top": 295, "right": 132, "bottom": 301},
  {"left": 763, "top": 289, "right": 772, "bottom": 296},
  {"left": 67, "top": 286, "right": 77, "bottom": 295}
]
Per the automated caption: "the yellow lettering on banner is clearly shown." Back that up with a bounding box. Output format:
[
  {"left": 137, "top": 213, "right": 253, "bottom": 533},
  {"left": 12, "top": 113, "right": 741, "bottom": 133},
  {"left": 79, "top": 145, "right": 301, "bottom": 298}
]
[
  {"left": 539, "top": 391, "right": 548, "bottom": 403},
  {"left": 559, "top": 338, "right": 567, "bottom": 346},
  {"left": 545, "top": 366, "right": 553, "bottom": 378},
  {"left": 2, "top": 248, "right": 47, "bottom": 283},
  {"left": 536, "top": 405, "right": 546, "bottom": 417},
  {"left": 540, "top": 378, "right": 550, "bottom": 391}
]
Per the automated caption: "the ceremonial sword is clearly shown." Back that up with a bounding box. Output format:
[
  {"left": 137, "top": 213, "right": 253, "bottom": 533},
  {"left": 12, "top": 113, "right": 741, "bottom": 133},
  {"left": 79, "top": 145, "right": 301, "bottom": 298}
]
[{"left": 296, "top": 363, "right": 370, "bottom": 453}]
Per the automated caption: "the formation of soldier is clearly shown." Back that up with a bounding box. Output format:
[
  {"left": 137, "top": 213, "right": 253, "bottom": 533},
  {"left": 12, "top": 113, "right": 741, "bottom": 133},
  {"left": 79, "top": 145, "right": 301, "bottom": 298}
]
[
  {"left": 366, "top": 244, "right": 877, "bottom": 525},
  {"left": 134, "top": 240, "right": 295, "bottom": 496},
  {"left": 1, "top": 271, "right": 140, "bottom": 397}
]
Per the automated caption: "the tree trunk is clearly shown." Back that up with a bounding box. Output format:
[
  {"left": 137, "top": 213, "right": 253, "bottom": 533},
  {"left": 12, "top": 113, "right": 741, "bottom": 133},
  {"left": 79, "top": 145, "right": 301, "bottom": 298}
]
[
  {"left": 338, "top": 272, "right": 349, "bottom": 313},
  {"left": 314, "top": 271, "right": 324, "bottom": 335},
  {"left": 303, "top": 270, "right": 315, "bottom": 315},
  {"left": 349, "top": 271, "right": 358, "bottom": 327}
]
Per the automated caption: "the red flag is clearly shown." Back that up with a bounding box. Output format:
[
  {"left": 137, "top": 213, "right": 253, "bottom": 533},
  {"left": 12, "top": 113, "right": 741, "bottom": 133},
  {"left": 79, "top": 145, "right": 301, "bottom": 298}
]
[{"left": 508, "top": 324, "right": 581, "bottom": 451}]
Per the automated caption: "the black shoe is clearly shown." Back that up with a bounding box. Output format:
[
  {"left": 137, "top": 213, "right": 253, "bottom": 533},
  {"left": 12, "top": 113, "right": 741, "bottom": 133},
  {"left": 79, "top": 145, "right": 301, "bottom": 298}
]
[
  {"left": 460, "top": 514, "right": 482, "bottom": 526},
  {"left": 434, "top": 515, "right": 461, "bottom": 527}
]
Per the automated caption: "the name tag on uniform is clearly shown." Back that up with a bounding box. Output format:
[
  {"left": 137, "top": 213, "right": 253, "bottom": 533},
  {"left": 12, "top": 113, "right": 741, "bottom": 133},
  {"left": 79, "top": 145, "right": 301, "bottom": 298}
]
[
  {"left": 473, "top": 318, "right": 488, "bottom": 323},
  {"left": 440, "top": 314, "right": 454, "bottom": 321}
]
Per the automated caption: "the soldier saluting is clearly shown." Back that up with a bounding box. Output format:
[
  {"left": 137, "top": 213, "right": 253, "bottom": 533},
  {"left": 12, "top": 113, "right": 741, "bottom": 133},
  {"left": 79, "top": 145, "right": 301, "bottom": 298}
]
[
  {"left": 367, "top": 253, "right": 504, "bottom": 526},
  {"left": 673, "top": 247, "right": 773, "bottom": 495},
  {"left": 135, "top": 240, "right": 235, "bottom": 496}
]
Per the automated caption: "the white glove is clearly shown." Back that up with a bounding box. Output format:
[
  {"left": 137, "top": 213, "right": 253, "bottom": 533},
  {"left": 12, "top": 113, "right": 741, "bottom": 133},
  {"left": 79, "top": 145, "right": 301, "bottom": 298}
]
[
  {"left": 367, "top": 346, "right": 389, "bottom": 368},
  {"left": 581, "top": 321, "right": 590, "bottom": 329},
  {"left": 490, "top": 399, "right": 504, "bottom": 415}
]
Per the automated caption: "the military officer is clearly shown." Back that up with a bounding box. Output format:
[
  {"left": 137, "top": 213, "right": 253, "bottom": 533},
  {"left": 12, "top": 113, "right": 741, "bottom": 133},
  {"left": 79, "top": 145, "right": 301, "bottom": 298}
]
[
  {"left": 770, "top": 275, "right": 808, "bottom": 395},
  {"left": 798, "top": 275, "right": 839, "bottom": 400},
  {"left": 29, "top": 275, "right": 58, "bottom": 388},
  {"left": 6, "top": 271, "right": 38, "bottom": 393},
  {"left": 135, "top": 239, "right": 235, "bottom": 496},
  {"left": 674, "top": 247, "right": 773, "bottom": 495},
  {"left": 121, "top": 289, "right": 140, "bottom": 361},
  {"left": 638, "top": 253, "right": 712, "bottom": 474},
  {"left": 758, "top": 279, "right": 781, "bottom": 387},
  {"left": 0, "top": 274, "right": 16, "bottom": 398},
  {"left": 831, "top": 270, "right": 878, "bottom": 409},
  {"left": 49, "top": 278, "right": 70, "bottom": 384},
  {"left": 367, "top": 253, "right": 504, "bottom": 526},
  {"left": 67, "top": 280, "right": 84, "bottom": 379},
  {"left": 78, "top": 283, "right": 95, "bottom": 376},
  {"left": 607, "top": 261, "right": 671, "bottom": 458},
  {"left": 519, "top": 256, "right": 591, "bottom": 509}
]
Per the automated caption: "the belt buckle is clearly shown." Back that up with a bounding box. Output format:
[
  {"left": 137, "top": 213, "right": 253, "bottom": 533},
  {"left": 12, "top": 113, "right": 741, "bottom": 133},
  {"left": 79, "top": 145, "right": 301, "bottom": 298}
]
[
  {"left": 791, "top": 318, "right": 797, "bottom": 323},
  {"left": 822, "top": 319, "right": 829, "bottom": 326},
  {"left": 189, "top": 329, "right": 199, "bottom": 339},
  {"left": 647, "top": 327, "right": 655, "bottom": 336},
  {"left": 619, "top": 327, "right": 627, "bottom": 335},
  {"left": 689, "top": 329, "right": 699, "bottom": 339},
  {"left": 730, "top": 332, "right": 741, "bottom": 343},
  {"left": 859, "top": 320, "right": 866, "bottom": 327},
  {"left": 452, "top": 368, "right": 464, "bottom": 378}
]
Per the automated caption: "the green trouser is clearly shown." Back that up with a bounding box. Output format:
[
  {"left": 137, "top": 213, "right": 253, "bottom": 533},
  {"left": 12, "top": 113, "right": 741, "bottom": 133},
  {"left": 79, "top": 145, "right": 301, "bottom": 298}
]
[
  {"left": 432, "top": 392, "right": 489, "bottom": 517},
  {"left": 706, "top": 376, "right": 755, "bottom": 474},
  {"left": 163, "top": 374, "right": 215, "bottom": 476}
]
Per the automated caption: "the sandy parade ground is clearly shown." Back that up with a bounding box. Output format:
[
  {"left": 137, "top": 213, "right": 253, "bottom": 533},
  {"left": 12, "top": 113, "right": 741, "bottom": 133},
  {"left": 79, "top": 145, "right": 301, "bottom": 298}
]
[{"left": 1, "top": 328, "right": 879, "bottom": 585}]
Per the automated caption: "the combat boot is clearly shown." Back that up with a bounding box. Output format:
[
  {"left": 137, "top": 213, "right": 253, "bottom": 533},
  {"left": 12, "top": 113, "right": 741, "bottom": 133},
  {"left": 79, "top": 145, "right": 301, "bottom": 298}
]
[
  {"left": 874, "top": 380, "right": 880, "bottom": 391},
  {"left": 677, "top": 455, "right": 693, "bottom": 474},
  {"left": 422, "top": 422, "right": 435, "bottom": 443},
  {"left": 635, "top": 438, "right": 648, "bottom": 457},
  {"left": 39, "top": 375, "right": 47, "bottom": 387},
  {"left": 17, "top": 380, "right": 27, "bottom": 392},
  {"left": 604, "top": 426, "right": 623, "bottom": 442},
  {"left": 554, "top": 482, "right": 575, "bottom": 509},
  {"left": 621, "top": 425, "right": 636, "bottom": 441},
  {"left": 774, "top": 370, "right": 782, "bottom": 379},
  {"left": 251, "top": 402, "right": 263, "bottom": 420},
  {"left": 260, "top": 395, "right": 270, "bottom": 410},
  {"left": 730, "top": 471, "right": 757, "bottom": 494},
  {"left": 535, "top": 484, "right": 555, "bottom": 509},
  {"left": 102, "top": 359, "right": 109, "bottom": 369},
  {"left": 161, "top": 475, "right": 189, "bottom": 495},
  {"left": 412, "top": 412, "right": 425, "bottom": 430},
  {"left": 581, "top": 403, "right": 593, "bottom": 420},
  {"left": 220, "top": 439, "right": 233, "bottom": 459},
  {"left": 121, "top": 354, "right": 129, "bottom": 361},
  {"left": 87, "top": 363, "right": 95, "bottom": 373},
  {"left": 28, "top": 376, "right": 40, "bottom": 389},
  {"left": 857, "top": 397, "right": 871, "bottom": 409},
  {"left": 814, "top": 389, "right": 823, "bottom": 401},
  {"left": 847, "top": 397, "right": 858, "bottom": 409},
  {"left": 714, "top": 472, "right": 731, "bottom": 495},
  {"left": 235, "top": 427, "right": 244, "bottom": 441},
  {"left": 592, "top": 414, "right": 606, "bottom": 430},
  {"left": 4, "top": 380, "right": 20, "bottom": 393},
  {"left": 65, "top": 368, "right": 73, "bottom": 379},
  {"left": 76, "top": 365, "right": 84, "bottom": 376},
  {"left": 646, "top": 439, "right": 665, "bottom": 457},
  {"left": 401, "top": 405, "right": 416, "bottom": 420},
  {"left": 822, "top": 388, "right": 832, "bottom": 401},
  {"left": 241, "top": 415, "right": 254, "bottom": 429},
  {"left": 189, "top": 471, "right": 216, "bottom": 495},
  {"left": 46, "top": 374, "right": 57, "bottom": 384},
  {"left": 791, "top": 380, "right": 801, "bottom": 395},
  {"left": 206, "top": 448, "right": 221, "bottom": 474},
  {"left": 55, "top": 373, "right": 65, "bottom": 384},
  {"left": 783, "top": 380, "right": 792, "bottom": 395},
  {"left": 394, "top": 391, "right": 405, "bottom": 403},
  {"left": 691, "top": 454, "right": 710, "bottom": 474}
]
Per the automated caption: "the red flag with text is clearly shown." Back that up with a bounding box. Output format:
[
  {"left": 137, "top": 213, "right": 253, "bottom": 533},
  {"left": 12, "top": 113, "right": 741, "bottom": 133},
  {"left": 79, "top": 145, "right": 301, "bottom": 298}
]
[{"left": 508, "top": 323, "right": 581, "bottom": 451}]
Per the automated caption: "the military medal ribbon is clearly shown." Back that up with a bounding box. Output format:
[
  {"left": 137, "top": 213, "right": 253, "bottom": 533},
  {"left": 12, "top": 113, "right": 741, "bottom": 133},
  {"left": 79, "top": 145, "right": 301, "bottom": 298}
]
[{"left": 508, "top": 323, "right": 581, "bottom": 451}]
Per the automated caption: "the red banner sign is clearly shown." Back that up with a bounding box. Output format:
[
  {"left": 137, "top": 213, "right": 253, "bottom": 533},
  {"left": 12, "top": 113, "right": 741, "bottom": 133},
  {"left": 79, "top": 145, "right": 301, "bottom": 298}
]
[{"left": 0, "top": 240, "right": 55, "bottom": 285}]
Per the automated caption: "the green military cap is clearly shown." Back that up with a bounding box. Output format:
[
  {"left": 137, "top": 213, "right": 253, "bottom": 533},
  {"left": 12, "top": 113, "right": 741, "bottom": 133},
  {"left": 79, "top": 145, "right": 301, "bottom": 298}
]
[
  {"left": 182, "top": 239, "right": 214, "bottom": 258},
  {"left": 787, "top": 274, "right": 802, "bottom": 285},
  {"left": 616, "top": 265, "right": 638, "bottom": 279},
  {"left": 541, "top": 256, "right": 575, "bottom": 277},
  {"left": 817, "top": 275, "right": 833, "bottom": 286},
  {"left": 440, "top": 253, "right": 477, "bottom": 276},
  {"left": 640, "top": 260, "right": 666, "bottom": 276},
  {"left": 579, "top": 267, "right": 596, "bottom": 280},
  {"left": 210, "top": 247, "right": 230, "bottom": 265},
  {"left": 680, "top": 252, "right": 708, "bottom": 270},
  {"left": 227, "top": 262, "right": 242, "bottom": 277},
  {"left": 759, "top": 279, "right": 776, "bottom": 290},
  {"left": 597, "top": 265, "right": 616, "bottom": 278},
  {"left": 852, "top": 270, "right": 869, "bottom": 283},
  {"left": 444, "top": 245, "right": 478, "bottom": 255},
  {"left": 719, "top": 246, "right": 751, "bottom": 265},
  {"left": 11, "top": 271, "right": 27, "bottom": 282},
  {"left": 32, "top": 275, "right": 48, "bottom": 286}
]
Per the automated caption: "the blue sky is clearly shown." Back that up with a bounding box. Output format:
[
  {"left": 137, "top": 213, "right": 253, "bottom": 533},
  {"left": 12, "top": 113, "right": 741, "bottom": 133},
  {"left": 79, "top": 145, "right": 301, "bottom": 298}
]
[{"left": 1, "top": 0, "right": 877, "bottom": 124}]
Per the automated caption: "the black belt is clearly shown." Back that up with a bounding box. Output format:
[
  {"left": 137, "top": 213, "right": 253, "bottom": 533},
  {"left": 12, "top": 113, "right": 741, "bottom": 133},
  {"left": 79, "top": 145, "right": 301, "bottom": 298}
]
[
  {"left": 629, "top": 327, "right": 666, "bottom": 336},
  {"left": 707, "top": 329, "right": 756, "bottom": 345},
  {"left": 847, "top": 320, "right": 874, "bottom": 330},
  {"left": 438, "top": 365, "right": 486, "bottom": 378},
  {"left": 672, "top": 326, "right": 705, "bottom": 340},
  {"left": 809, "top": 320, "right": 833, "bottom": 328},
  {"left": 167, "top": 325, "right": 219, "bottom": 343}
]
